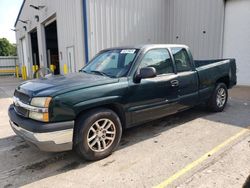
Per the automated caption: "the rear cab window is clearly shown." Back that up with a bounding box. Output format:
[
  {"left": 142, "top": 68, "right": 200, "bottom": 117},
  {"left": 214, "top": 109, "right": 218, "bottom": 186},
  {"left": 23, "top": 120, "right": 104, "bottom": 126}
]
[{"left": 171, "top": 47, "right": 192, "bottom": 72}]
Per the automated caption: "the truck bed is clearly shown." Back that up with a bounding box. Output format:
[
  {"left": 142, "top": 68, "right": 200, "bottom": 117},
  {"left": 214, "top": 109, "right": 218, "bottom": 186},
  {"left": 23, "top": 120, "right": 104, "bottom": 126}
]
[
  {"left": 194, "top": 59, "right": 236, "bottom": 87},
  {"left": 194, "top": 59, "right": 234, "bottom": 68},
  {"left": 194, "top": 58, "right": 237, "bottom": 102}
]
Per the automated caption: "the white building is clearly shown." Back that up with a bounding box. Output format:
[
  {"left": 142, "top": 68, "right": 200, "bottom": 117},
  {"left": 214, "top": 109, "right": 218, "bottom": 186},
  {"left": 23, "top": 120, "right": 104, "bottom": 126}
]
[{"left": 15, "top": 0, "right": 250, "bottom": 85}]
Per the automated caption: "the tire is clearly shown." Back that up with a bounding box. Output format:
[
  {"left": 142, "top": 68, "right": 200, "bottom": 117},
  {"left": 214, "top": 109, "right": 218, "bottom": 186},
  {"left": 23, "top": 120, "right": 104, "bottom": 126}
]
[
  {"left": 208, "top": 83, "right": 228, "bottom": 112},
  {"left": 74, "top": 108, "right": 122, "bottom": 161}
]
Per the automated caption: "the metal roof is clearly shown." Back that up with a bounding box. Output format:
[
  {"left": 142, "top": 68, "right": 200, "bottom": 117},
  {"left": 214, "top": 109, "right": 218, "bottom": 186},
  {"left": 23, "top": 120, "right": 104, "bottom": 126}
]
[{"left": 14, "top": 0, "right": 26, "bottom": 27}]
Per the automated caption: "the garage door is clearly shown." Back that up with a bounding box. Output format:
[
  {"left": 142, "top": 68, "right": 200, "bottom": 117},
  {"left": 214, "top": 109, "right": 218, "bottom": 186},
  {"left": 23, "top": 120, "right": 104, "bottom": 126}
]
[{"left": 223, "top": 0, "right": 250, "bottom": 86}]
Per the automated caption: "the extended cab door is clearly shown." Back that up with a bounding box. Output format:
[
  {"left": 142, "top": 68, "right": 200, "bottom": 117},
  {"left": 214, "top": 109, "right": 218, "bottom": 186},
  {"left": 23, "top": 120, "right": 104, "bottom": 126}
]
[
  {"left": 127, "top": 48, "right": 179, "bottom": 125},
  {"left": 171, "top": 47, "right": 199, "bottom": 108}
]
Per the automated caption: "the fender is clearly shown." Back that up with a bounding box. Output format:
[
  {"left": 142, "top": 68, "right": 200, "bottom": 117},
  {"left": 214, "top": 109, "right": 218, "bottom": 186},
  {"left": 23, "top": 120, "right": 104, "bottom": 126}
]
[{"left": 73, "top": 96, "right": 122, "bottom": 115}]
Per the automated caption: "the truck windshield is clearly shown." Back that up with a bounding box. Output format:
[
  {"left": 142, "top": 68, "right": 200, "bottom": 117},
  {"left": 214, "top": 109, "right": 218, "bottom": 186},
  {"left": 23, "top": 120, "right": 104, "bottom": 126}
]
[{"left": 82, "top": 49, "right": 139, "bottom": 78}]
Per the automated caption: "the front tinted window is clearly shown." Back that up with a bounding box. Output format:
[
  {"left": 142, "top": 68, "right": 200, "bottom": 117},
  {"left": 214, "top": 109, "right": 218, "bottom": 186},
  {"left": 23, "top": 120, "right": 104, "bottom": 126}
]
[
  {"left": 171, "top": 47, "right": 192, "bottom": 72},
  {"left": 83, "top": 49, "right": 138, "bottom": 78},
  {"left": 139, "top": 49, "right": 174, "bottom": 75},
  {"left": 125, "top": 53, "right": 136, "bottom": 66}
]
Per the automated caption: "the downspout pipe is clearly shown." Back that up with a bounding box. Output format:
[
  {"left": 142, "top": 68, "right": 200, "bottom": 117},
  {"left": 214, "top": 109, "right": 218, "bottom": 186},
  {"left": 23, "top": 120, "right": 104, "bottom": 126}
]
[{"left": 83, "top": 0, "right": 89, "bottom": 63}]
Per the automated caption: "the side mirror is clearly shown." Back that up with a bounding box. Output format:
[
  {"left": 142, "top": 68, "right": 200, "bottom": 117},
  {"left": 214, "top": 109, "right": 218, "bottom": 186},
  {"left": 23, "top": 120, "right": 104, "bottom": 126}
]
[{"left": 135, "top": 67, "right": 156, "bottom": 83}]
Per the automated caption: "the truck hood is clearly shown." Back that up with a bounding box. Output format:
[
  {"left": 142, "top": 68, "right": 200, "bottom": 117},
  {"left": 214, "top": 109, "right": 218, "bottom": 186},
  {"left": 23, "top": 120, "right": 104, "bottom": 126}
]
[{"left": 17, "top": 73, "right": 119, "bottom": 97}]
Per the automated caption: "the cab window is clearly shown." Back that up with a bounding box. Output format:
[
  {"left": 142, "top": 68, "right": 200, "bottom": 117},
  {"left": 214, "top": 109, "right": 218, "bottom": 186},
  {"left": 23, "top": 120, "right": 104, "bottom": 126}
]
[
  {"left": 171, "top": 48, "right": 192, "bottom": 72},
  {"left": 139, "top": 49, "right": 174, "bottom": 75}
]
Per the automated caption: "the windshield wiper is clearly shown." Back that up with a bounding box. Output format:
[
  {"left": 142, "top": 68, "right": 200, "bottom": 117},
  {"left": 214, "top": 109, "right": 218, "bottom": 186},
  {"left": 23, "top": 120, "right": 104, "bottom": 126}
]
[
  {"left": 81, "top": 69, "right": 115, "bottom": 78},
  {"left": 89, "top": 70, "right": 112, "bottom": 77}
]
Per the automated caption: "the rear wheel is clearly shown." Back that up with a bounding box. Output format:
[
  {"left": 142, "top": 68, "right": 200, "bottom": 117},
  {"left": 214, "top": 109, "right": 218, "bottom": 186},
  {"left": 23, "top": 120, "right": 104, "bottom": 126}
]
[
  {"left": 74, "top": 108, "right": 122, "bottom": 161},
  {"left": 208, "top": 83, "right": 228, "bottom": 112}
]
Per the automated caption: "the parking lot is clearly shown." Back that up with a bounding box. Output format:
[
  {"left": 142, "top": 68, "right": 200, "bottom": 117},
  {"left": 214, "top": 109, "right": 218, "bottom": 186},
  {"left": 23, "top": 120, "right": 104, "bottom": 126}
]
[{"left": 0, "top": 77, "right": 249, "bottom": 188}]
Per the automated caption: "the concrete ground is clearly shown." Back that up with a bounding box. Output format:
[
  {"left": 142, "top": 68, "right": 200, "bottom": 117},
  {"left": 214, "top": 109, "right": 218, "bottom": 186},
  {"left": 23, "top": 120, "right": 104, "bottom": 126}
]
[{"left": 0, "top": 77, "right": 249, "bottom": 188}]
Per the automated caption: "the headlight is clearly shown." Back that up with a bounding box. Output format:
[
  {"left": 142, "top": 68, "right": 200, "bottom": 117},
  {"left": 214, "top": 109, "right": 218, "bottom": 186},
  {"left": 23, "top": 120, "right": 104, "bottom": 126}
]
[
  {"left": 31, "top": 97, "right": 51, "bottom": 107},
  {"left": 29, "top": 97, "right": 51, "bottom": 122}
]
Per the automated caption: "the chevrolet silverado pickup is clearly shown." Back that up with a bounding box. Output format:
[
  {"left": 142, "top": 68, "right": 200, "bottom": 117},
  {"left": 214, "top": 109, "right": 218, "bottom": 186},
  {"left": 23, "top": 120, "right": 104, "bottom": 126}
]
[{"left": 9, "top": 44, "right": 237, "bottom": 161}]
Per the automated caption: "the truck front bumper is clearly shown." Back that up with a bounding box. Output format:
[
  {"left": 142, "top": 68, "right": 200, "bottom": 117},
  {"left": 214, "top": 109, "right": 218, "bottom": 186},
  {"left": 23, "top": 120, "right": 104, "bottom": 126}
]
[{"left": 8, "top": 105, "right": 74, "bottom": 152}]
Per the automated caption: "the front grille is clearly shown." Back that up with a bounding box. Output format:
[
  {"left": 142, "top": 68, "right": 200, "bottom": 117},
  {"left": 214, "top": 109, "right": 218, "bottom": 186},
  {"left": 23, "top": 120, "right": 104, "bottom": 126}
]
[
  {"left": 14, "top": 90, "right": 30, "bottom": 104},
  {"left": 14, "top": 105, "right": 29, "bottom": 117},
  {"left": 14, "top": 90, "right": 30, "bottom": 117}
]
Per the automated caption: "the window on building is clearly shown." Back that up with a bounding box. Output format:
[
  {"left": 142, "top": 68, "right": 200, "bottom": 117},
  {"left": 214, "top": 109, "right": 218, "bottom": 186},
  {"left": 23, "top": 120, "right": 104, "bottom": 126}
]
[
  {"left": 171, "top": 47, "right": 192, "bottom": 72},
  {"left": 139, "top": 49, "right": 174, "bottom": 75}
]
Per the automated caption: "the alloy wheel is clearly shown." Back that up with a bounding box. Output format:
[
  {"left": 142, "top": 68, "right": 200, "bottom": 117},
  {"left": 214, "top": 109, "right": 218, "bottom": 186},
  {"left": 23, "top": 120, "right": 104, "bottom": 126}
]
[
  {"left": 216, "top": 88, "right": 226, "bottom": 108},
  {"left": 87, "top": 118, "right": 116, "bottom": 152}
]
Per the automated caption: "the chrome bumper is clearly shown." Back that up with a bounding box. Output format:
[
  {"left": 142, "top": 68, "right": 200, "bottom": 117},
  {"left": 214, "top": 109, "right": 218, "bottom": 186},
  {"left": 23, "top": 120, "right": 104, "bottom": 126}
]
[{"left": 10, "top": 120, "right": 73, "bottom": 152}]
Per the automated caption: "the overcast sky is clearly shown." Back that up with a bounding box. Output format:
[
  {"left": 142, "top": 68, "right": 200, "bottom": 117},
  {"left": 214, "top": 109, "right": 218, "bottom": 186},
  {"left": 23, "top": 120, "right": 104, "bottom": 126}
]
[{"left": 0, "top": 0, "right": 23, "bottom": 44}]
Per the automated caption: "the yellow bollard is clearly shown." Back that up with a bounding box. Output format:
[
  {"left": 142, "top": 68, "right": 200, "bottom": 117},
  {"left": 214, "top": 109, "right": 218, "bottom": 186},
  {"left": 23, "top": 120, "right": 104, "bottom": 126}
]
[
  {"left": 50, "top": 64, "right": 55, "bottom": 73},
  {"left": 63, "top": 64, "right": 68, "bottom": 74},
  {"left": 34, "top": 65, "right": 39, "bottom": 78},
  {"left": 32, "top": 65, "right": 38, "bottom": 78},
  {"left": 21, "top": 66, "right": 24, "bottom": 79},
  {"left": 24, "top": 66, "right": 27, "bottom": 80},
  {"left": 22, "top": 66, "right": 27, "bottom": 80},
  {"left": 15, "top": 66, "right": 19, "bottom": 78}
]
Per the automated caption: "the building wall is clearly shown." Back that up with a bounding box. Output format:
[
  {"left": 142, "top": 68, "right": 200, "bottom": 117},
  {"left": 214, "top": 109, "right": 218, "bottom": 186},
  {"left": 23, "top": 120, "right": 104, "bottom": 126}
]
[
  {"left": 87, "top": 0, "right": 169, "bottom": 58},
  {"left": 167, "top": 0, "right": 225, "bottom": 59},
  {"left": 15, "top": 0, "right": 86, "bottom": 77},
  {"left": 87, "top": 0, "right": 225, "bottom": 60},
  {"left": 0, "top": 57, "right": 19, "bottom": 76},
  {"left": 223, "top": 0, "right": 250, "bottom": 86},
  {"left": 16, "top": 0, "right": 226, "bottom": 78}
]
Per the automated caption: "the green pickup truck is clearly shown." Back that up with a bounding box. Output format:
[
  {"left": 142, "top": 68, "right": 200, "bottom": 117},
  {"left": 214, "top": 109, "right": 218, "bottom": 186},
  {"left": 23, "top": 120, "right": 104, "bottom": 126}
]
[{"left": 9, "top": 44, "right": 236, "bottom": 160}]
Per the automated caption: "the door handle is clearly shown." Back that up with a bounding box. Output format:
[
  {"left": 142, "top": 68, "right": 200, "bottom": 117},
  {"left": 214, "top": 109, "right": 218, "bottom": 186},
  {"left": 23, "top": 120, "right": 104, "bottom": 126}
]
[{"left": 170, "top": 80, "right": 179, "bottom": 87}]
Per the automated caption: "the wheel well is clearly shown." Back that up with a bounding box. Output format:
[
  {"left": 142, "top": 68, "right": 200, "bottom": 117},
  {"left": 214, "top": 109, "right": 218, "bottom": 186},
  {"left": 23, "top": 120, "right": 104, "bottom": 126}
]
[
  {"left": 216, "top": 76, "right": 229, "bottom": 88},
  {"left": 76, "top": 104, "right": 126, "bottom": 129}
]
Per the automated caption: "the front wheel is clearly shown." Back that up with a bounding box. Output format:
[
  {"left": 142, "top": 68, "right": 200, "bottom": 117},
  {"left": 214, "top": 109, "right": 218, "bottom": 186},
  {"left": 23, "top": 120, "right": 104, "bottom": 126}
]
[
  {"left": 74, "top": 108, "right": 122, "bottom": 161},
  {"left": 208, "top": 83, "right": 228, "bottom": 112}
]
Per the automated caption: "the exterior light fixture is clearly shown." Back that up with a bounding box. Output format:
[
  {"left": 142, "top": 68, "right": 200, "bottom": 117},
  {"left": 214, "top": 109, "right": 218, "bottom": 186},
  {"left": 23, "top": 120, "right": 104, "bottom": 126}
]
[
  {"left": 11, "top": 29, "right": 19, "bottom": 32},
  {"left": 35, "top": 15, "right": 39, "bottom": 22},
  {"left": 18, "top": 19, "right": 28, "bottom": 24},
  {"left": 30, "top": 5, "right": 45, "bottom": 10}
]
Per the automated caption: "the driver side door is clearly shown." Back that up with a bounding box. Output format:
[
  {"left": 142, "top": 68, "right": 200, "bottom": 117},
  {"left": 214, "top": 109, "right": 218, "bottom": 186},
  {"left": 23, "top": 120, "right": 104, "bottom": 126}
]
[{"left": 126, "top": 48, "right": 180, "bottom": 126}]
